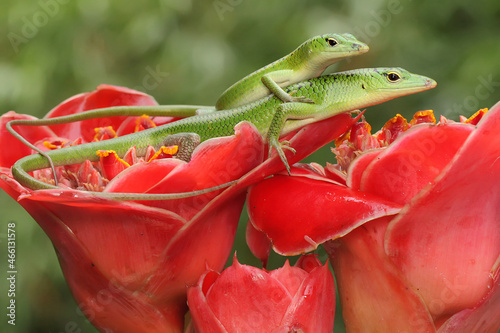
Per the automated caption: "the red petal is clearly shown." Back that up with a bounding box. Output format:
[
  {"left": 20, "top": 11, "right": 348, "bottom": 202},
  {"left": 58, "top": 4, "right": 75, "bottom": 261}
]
[
  {"left": 45, "top": 85, "right": 158, "bottom": 142},
  {"left": 142, "top": 188, "right": 247, "bottom": 303},
  {"left": 359, "top": 123, "right": 473, "bottom": 205},
  {"left": 108, "top": 122, "right": 264, "bottom": 221},
  {"left": 268, "top": 261, "right": 309, "bottom": 297},
  {"left": 115, "top": 115, "right": 181, "bottom": 137},
  {"left": 247, "top": 173, "right": 402, "bottom": 255},
  {"left": 187, "top": 271, "right": 227, "bottom": 333},
  {"left": 105, "top": 159, "right": 182, "bottom": 193},
  {"left": 438, "top": 263, "right": 500, "bottom": 333},
  {"left": 97, "top": 150, "right": 130, "bottom": 181},
  {"left": 346, "top": 149, "right": 383, "bottom": 190},
  {"left": 325, "top": 217, "right": 436, "bottom": 332},
  {"left": 294, "top": 253, "right": 322, "bottom": 273},
  {"left": 10, "top": 189, "right": 187, "bottom": 332},
  {"left": 1, "top": 170, "right": 247, "bottom": 331},
  {"left": 0, "top": 111, "right": 55, "bottom": 168},
  {"left": 245, "top": 220, "right": 272, "bottom": 268},
  {"left": 279, "top": 262, "right": 336, "bottom": 333},
  {"left": 18, "top": 190, "right": 186, "bottom": 291},
  {"left": 385, "top": 101, "right": 500, "bottom": 324},
  {"left": 374, "top": 114, "right": 409, "bottom": 145},
  {"left": 205, "top": 259, "right": 291, "bottom": 331}
]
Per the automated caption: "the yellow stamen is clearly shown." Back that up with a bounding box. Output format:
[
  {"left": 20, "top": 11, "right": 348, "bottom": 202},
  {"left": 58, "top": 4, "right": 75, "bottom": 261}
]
[
  {"left": 135, "top": 115, "right": 157, "bottom": 132},
  {"left": 464, "top": 108, "right": 488, "bottom": 124},
  {"left": 96, "top": 150, "right": 131, "bottom": 167},
  {"left": 148, "top": 146, "right": 179, "bottom": 162},
  {"left": 94, "top": 126, "right": 117, "bottom": 141},
  {"left": 410, "top": 110, "right": 436, "bottom": 125}
]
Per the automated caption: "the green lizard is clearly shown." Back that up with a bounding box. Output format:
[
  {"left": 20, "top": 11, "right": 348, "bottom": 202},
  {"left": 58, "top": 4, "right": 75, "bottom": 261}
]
[
  {"left": 8, "top": 33, "right": 368, "bottom": 180},
  {"left": 8, "top": 33, "right": 368, "bottom": 148},
  {"left": 215, "top": 33, "right": 369, "bottom": 109},
  {"left": 10, "top": 67, "right": 436, "bottom": 200}
]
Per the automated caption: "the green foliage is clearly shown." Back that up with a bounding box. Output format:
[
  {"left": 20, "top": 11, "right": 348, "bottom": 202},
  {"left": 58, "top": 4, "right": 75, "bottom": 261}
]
[{"left": 1, "top": 0, "right": 499, "bottom": 331}]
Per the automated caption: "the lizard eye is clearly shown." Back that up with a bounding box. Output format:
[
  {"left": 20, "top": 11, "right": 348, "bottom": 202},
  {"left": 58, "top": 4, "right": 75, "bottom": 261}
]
[
  {"left": 326, "top": 38, "right": 338, "bottom": 47},
  {"left": 386, "top": 72, "right": 401, "bottom": 82}
]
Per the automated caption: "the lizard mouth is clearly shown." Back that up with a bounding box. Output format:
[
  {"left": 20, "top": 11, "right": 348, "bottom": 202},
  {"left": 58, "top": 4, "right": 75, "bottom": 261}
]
[{"left": 425, "top": 78, "right": 438, "bottom": 88}]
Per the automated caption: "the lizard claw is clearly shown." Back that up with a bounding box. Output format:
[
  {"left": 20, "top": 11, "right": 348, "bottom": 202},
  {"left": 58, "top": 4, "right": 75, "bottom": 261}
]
[
  {"left": 288, "top": 90, "right": 315, "bottom": 104},
  {"left": 268, "top": 139, "right": 296, "bottom": 175}
]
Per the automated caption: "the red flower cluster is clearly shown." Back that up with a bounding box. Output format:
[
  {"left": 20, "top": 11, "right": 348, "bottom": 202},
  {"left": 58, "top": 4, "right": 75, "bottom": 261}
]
[
  {"left": 0, "top": 85, "right": 356, "bottom": 332},
  {"left": 248, "top": 106, "right": 500, "bottom": 332},
  {"left": 1, "top": 84, "right": 498, "bottom": 332}
]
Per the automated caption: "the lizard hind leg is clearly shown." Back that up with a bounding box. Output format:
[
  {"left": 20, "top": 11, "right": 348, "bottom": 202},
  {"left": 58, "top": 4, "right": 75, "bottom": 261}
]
[{"left": 161, "top": 133, "right": 201, "bottom": 162}]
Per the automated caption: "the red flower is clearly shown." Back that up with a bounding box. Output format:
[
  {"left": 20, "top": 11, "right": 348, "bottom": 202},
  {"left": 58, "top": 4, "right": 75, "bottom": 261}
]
[
  {"left": 0, "top": 85, "right": 359, "bottom": 332},
  {"left": 187, "top": 254, "right": 335, "bottom": 333},
  {"left": 0, "top": 85, "right": 265, "bottom": 332},
  {"left": 247, "top": 105, "right": 500, "bottom": 332}
]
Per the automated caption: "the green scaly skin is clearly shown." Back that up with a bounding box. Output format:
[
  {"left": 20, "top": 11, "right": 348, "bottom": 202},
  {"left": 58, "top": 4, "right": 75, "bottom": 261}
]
[
  {"left": 11, "top": 68, "right": 436, "bottom": 200},
  {"left": 215, "top": 33, "right": 369, "bottom": 110}
]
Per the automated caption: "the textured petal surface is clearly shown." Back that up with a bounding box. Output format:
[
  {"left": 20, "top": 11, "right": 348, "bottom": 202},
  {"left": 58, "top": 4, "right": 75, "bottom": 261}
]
[
  {"left": 386, "top": 102, "right": 500, "bottom": 325},
  {"left": 20, "top": 190, "right": 186, "bottom": 290}
]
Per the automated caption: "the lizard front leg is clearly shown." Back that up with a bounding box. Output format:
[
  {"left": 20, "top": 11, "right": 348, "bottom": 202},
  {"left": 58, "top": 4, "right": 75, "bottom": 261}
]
[{"left": 267, "top": 102, "right": 327, "bottom": 175}]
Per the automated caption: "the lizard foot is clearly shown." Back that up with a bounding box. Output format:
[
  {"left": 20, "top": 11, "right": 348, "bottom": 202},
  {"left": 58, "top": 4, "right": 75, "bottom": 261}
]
[
  {"left": 287, "top": 90, "right": 315, "bottom": 104},
  {"left": 268, "top": 139, "right": 296, "bottom": 175}
]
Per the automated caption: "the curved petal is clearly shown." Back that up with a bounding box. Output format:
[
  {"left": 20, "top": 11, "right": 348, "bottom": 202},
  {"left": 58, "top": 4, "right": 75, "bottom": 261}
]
[
  {"left": 268, "top": 261, "right": 309, "bottom": 297},
  {"left": 0, "top": 111, "right": 56, "bottom": 168},
  {"left": 7, "top": 188, "right": 187, "bottom": 332},
  {"left": 245, "top": 220, "right": 272, "bottom": 268},
  {"left": 279, "top": 261, "right": 336, "bottom": 333},
  {"left": 204, "top": 259, "right": 292, "bottom": 332},
  {"left": 144, "top": 187, "right": 247, "bottom": 304},
  {"left": 0, "top": 169, "right": 31, "bottom": 200},
  {"left": 294, "top": 253, "right": 323, "bottom": 273},
  {"left": 109, "top": 122, "right": 265, "bottom": 221},
  {"left": 105, "top": 158, "right": 183, "bottom": 194},
  {"left": 45, "top": 85, "right": 158, "bottom": 142},
  {"left": 325, "top": 217, "right": 436, "bottom": 332},
  {"left": 359, "top": 123, "right": 473, "bottom": 205},
  {"left": 247, "top": 172, "right": 402, "bottom": 255},
  {"left": 385, "top": 102, "right": 500, "bottom": 324},
  {"left": 438, "top": 263, "right": 500, "bottom": 333},
  {"left": 346, "top": 149, "right": 383, "bottom": 190},
  {"left": 18, "top": 190, "right": 186, "bottom": 290},
  {"left": 187, "top": 271, "right": 228, "bottom": 333}
]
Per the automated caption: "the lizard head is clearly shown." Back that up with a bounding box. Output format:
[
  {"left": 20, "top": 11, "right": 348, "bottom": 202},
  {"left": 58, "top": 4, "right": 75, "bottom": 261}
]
[
  {"left": 361, "top": 67, "right": 437, "bottom": 99},
  {"left": 303, "top": 33, "right": 369, "bottom": 62},
  {"left": 298, "top": 33, "right": 369, "bottom": 69}
]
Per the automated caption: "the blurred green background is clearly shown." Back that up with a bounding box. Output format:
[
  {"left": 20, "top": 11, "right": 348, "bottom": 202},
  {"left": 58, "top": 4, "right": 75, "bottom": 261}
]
[{"left": 0, "top": 0, "right": 499, "bottom": 332}]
